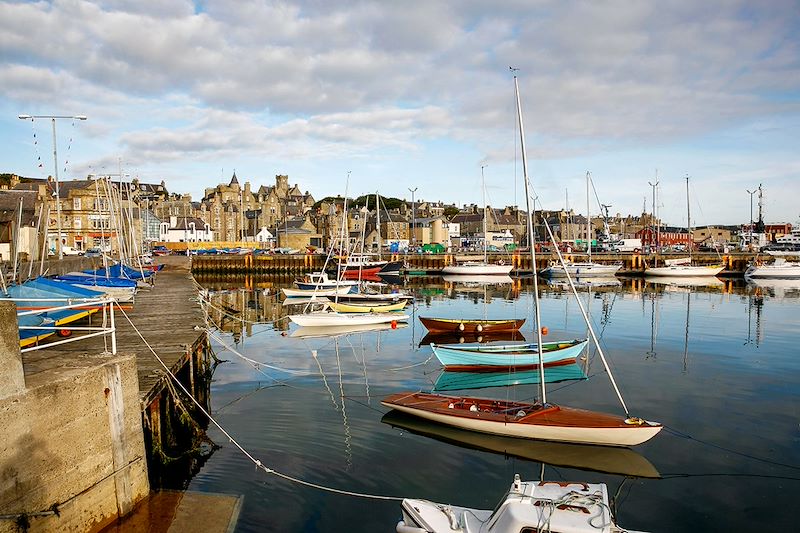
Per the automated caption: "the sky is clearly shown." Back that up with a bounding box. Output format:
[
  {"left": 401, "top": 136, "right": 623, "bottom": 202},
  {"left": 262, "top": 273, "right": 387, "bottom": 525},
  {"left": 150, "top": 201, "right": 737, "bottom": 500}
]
[{"left": 1, "top": 0, "right": 798, "bottom": 227}]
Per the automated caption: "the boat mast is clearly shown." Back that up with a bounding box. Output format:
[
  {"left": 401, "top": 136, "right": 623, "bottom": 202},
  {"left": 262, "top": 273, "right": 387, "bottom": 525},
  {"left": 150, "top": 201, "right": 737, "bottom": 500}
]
[
  {"left": 376, "top": 191, "right": 381, "bottom": 258},
  {"left": 686, "top": 174, "right": 692, "bottom": 261},
  {"left": 586, "top": 171, "right": 591, "bottom": 263},
  {"left": 481, "top": 164, "right": 488, "bottom": 264},
  {"left": 512, "top": 69, "right": 547, "bottom": 405}
]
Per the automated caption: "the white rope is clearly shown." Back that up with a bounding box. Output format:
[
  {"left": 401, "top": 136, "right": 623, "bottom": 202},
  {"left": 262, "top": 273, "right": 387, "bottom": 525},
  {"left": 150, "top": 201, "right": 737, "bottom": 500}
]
[
  {"left": 116, "top": 304, "right": 403, "bottom": 501},
  {"left": 206, "top": 329, "right": 309, "bottom": 375}
]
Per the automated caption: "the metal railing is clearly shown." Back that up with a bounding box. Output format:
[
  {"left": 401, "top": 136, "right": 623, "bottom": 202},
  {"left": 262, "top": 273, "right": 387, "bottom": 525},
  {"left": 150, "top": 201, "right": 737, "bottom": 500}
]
[{"left": 11, "top": 296, "right": 117, "bottom": 354}]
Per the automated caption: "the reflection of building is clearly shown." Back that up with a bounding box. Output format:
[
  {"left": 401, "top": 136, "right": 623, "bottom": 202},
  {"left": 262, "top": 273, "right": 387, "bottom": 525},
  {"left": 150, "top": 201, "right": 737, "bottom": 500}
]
[{"left": 207, "top": 289, "right": 287, "bottom": 341}]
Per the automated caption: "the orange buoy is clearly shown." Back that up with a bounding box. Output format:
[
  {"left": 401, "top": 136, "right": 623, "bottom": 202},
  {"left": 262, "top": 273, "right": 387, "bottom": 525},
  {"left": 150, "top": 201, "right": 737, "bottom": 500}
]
[
  {"left": 391, "top": 320, "right": 398, "bottom": 329},
  {"left": 540, "top": 326, "right": 549, "bottom": 336}
]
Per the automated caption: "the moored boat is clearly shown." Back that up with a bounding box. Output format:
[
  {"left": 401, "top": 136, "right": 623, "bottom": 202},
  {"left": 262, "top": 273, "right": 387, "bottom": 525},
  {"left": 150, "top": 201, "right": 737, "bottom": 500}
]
[
  {"left": 744, "top": 258, "right": 800, "bottom": 279},
  {"left": 419, "top": 317, "right": 525, "bottom": 334},
  {"left": 396, "top": 474, "right": 648, "bottom": 533},
  {"left": 381, "top": 391, "right": 662, "bottom": 447},
  {"left": 327, "top": 300, "right": 407, "bottom": 313},
  {"left": 288, "top": 310, "right": 409, "bottom": 327},
  {"left": 431, "top": 339, "right": 587, "bottom": 371}
]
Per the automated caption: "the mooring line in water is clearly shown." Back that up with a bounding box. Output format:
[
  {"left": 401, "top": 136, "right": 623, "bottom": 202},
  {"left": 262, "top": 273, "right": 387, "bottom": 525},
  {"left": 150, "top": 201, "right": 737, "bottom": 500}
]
[
  {"left": 663, "top": 425, "right": 800, "bottom": 471},
  {"left": 206, "top": 329, "right": 310, "bottom": 376},
  {"left": 199, "top": 294, "right": 291, "bottom": 327},
  {"left": 118, "top": 306, "right": 404, "bottom": 502}
]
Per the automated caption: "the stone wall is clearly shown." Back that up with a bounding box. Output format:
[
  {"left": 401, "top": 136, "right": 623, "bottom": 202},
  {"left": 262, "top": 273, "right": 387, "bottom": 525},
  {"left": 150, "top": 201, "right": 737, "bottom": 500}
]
[{"left": 0, "top": 310, "right": 149, "bottom": 532}]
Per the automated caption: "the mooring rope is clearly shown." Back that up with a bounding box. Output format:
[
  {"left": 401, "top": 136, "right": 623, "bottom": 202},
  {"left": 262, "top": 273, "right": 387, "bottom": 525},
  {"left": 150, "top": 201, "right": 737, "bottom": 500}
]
[{"left": 117, "top": 304, "right": 404, "bottom": 501}]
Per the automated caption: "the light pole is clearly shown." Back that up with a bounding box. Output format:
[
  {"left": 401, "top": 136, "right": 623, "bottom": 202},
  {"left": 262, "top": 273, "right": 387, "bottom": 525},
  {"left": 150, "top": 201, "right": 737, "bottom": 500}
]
[
  {"left": 746, "top": 188, "right": 757, "bottom": 251},
  {"left": 408, "top": 187, "right": 417, "bottom": 251},
  {"left": 18, "top": 114, "right": 87, "bottom": 259}
]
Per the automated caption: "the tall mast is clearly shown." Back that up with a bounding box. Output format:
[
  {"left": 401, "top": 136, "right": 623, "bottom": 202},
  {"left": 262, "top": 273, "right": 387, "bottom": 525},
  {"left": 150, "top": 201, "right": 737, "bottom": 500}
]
[
  {"left": 586, "top": 171, "right": 591, "bottom": 262},
  {"left": 481, "top": 164, "right": 488, "bottom": 263},
  {"left": 686, "top": 174, "right": 692, "bottom": 261},
  {"left": 513, "top": 70, "right": 547, "bottom": 405},
  {"left": 376, "top": 191, "right": 381, "bottom": 257}
]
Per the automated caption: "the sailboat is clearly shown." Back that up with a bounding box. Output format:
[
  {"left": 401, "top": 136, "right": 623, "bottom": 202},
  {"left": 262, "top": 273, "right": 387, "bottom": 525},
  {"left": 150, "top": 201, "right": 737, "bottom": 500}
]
[
  {"left": 540, "top": 172, "right": 621, "bottom": 278},
  {"left": 645, "top": 175, "right": 724, "bottom": 277},
  {"left": 382, "top": 72, "right": 662, "bottom": 448},
  {"left": 441, "top": 165, "right": 513, "bottom": 276}
]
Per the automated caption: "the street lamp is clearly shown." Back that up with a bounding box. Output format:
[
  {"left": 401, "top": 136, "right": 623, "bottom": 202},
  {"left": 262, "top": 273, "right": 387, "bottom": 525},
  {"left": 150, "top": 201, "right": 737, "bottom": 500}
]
[
  {"left": 408, "top": 187, "right": 417, "bottom": 251},
  {"left": 746, "top": 188, "right": 757, "bottom": 252},
  {"left": 18, "top": 114, "right": 87, "bottom": 259}
]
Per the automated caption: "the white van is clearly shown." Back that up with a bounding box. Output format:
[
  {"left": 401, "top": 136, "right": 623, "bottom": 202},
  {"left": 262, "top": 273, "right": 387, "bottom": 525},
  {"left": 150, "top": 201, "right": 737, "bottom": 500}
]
[{"left": 611, "top": 239, "right": 642, "bottom": 253}]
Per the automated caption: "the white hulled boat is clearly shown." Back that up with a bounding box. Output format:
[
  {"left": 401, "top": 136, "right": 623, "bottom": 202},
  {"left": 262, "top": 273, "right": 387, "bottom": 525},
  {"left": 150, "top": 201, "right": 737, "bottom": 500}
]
[{"left": 744, "top": 257, "right": 800, "bottom": 279}]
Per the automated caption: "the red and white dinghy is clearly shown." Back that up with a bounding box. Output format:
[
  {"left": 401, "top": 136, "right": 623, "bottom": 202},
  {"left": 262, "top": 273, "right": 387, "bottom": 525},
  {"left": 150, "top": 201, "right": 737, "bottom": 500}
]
[{"left": 381, "top": 392, "right": 662, "bottom": 447}]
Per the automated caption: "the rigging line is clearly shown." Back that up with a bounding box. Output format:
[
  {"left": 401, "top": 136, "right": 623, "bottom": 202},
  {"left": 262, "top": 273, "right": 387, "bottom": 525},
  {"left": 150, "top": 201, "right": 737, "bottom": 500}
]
[
  {"left": 663, "top": 425, "right": 800, "bottom": 471},
  {"left": 200, "top": 294, "right": 289, "bottom": 326},
  {"left": 659, "top": 473, "right": 800, "bottom": 482},
  {"left": 116, "top": 304, "right": 403, "bottom": 502},
  {"left": 206, "top": 329, "right": 310, "bottom": 376}
]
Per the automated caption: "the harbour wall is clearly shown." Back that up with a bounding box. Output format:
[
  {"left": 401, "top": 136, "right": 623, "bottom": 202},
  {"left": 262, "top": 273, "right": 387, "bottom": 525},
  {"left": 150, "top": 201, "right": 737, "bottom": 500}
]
[
  {"left": 191, "top": 251, "right": 759, "bottom": 276},
  {"left": 0, "top": 302, "right": 149, "bottom": 533}
]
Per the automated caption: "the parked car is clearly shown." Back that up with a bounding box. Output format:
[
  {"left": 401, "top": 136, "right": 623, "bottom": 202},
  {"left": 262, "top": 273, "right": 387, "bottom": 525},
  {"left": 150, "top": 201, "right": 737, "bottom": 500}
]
[{"left": 84, "top": 248, "right": 103, "bottom": 257}]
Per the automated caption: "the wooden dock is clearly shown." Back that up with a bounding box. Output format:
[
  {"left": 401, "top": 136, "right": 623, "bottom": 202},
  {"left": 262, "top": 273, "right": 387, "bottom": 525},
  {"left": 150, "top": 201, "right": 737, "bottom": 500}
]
[{"left": 21, "top": 255, "right": 207, "bottom": 406}]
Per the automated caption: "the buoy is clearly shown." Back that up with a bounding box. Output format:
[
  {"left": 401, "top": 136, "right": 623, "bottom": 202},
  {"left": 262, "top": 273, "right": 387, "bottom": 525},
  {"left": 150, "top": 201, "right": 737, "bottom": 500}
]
[
  {"left": 541, "top": 326, "right": 549, "bottom": 336},
  {"left": 458, "top": 322, "right": 465, "bottom": 331},
  {"left": 391, "top": 320, "right": 397, "bottom": 329}
]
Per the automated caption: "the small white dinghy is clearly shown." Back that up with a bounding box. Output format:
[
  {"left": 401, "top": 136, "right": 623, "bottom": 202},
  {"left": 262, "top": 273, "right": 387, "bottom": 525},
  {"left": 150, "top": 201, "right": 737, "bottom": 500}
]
[{"left": 397, "top": 474, "right": 646, "bottom": 533}]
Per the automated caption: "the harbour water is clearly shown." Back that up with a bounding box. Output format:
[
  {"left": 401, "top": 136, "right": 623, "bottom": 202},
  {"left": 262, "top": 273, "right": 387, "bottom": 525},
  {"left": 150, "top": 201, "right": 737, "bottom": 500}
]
[{"left": 188, "top": 276, "right": 798, "bottom": 532}]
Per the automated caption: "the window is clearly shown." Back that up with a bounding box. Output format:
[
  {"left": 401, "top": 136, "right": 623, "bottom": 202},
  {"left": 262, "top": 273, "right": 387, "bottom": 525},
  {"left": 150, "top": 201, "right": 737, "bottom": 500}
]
[
  {"left": 73, "top": 197, "right": 81, "bottom": 210},
  {"left": 73, "top": 218, "right": 82, "bottom": 230}
]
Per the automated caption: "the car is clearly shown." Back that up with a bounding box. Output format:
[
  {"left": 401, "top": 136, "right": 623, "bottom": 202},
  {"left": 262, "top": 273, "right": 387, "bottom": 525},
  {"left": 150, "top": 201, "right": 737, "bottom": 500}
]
[{"left": 84, "top": 248, "right": 103, "bottom": 258}]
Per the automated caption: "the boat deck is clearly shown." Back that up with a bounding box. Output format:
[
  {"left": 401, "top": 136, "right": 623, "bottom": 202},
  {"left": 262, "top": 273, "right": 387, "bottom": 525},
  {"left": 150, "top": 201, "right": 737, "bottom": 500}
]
[{"left": 20, "top": 256, "right": 206, "bottom": 405}]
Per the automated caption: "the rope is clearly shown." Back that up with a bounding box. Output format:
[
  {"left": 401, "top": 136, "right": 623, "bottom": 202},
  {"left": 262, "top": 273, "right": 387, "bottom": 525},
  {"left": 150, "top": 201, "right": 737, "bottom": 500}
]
[{"left": 116, "top": 304, "right": 404, "bottom": 502}]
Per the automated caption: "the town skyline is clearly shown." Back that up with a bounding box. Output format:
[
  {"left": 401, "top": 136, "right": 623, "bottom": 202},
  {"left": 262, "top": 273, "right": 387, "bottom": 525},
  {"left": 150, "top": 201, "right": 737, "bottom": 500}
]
[{"left": 1, "top": 1, "right": 798, "bottom": 226}]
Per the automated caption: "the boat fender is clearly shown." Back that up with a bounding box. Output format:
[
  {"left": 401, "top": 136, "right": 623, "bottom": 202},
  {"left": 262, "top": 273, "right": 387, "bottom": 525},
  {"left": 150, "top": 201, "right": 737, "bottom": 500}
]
[
  {"left": 458, "top": 322, "right": 465, "bottom": 331},
  {"left": 516, "top": 410, "right": 526, "bottom": 417},
  {"left": 624, "top": 417, "right": 645, "bottom": 425},
  {"left": 476, "top": 324, "right": 483, "bottom": 332},
  {"left": 469, "top": 404, "right": 479, "bottom": 412},
  {"left": 448, "top": 403, "right": 455, "bottom": 409},
  {"left": 498, "top": 259, "right": 505, "bottom": 265},
  {"left": 541, "top": 326, "right": 549, "bottom": 336}
]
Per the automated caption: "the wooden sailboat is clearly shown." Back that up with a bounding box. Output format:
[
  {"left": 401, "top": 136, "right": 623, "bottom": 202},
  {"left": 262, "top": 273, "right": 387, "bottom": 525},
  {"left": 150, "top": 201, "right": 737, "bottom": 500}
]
[
  {"left": 645, "top": 175, "right": 724, "bottom": 277},
  {"left": 382, "top": 72, "right": 662, "bottom": 448},
  {"left": 419, "top": 316, "right": 525, "bottom": 334}
]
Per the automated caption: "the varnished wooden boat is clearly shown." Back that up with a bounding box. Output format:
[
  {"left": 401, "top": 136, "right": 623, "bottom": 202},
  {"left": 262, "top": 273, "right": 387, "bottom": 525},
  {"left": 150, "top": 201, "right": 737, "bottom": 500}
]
[
  {"left": 419, "top": 316, "right": 525, "bottom": 334},
  {"left": 381, "top": 391, "right": 662, "bottom": 447}
]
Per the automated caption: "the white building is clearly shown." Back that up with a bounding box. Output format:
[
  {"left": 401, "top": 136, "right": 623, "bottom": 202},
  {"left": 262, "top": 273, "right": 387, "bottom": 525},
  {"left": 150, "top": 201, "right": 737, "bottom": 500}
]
[{"left": 159, "top": 216, "right": 213, "bottom": 243}]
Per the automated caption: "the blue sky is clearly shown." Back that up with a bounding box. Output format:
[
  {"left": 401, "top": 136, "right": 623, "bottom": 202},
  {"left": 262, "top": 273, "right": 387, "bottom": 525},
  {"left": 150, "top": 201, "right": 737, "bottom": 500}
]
[{"left": 1, "top": 0, "right": 798, "bottom": 226}]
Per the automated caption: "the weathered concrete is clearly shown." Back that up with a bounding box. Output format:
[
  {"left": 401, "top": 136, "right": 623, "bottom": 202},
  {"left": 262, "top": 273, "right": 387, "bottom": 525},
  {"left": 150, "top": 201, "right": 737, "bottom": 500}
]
[
  {"left": 0, "top": 302, "right": 25, "bottom": 400},
  {"left": 0, "top": 354, "right": 149, "bottom": 532}
]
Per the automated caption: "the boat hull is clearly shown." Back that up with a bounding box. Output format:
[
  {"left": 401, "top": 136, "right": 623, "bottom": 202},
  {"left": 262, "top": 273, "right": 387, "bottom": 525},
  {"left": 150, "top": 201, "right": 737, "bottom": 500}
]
[
  {"left": 645, "top": 264, "right": 724, "bottom": 277},
  {"left": 381, "top": 392, "right": 662, "bottom": 447},
  {"left": 540, "top": 262, "right": 621, "bottom": 277},
  {"left": 282, "top": 286, "right": 353, "bottom": 298},
  {"left": 419, "top": 317, "right": 525, "bottom": 334},
  {"left": 431, "top": 339, "right": 587, "bottom": 370},
  {"left": 441, "top": 263, "right": 513, "bottom": 275},
  {"left": 327, "top": 300, "right": 407, "bottom": 313},
  {"left": 288, "top": 311, "right": 409, "bottom": 327},
  {"left": 744, "top": 263, "right": 800, "bottom": 279}
]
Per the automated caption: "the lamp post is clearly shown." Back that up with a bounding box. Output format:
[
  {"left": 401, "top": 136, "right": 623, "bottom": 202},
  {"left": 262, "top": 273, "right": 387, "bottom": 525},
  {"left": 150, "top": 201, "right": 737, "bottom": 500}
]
[
  {"left": 408, "top": 187, "right": 417, "bottom": 251},
  {"left": 18, "top": 114, "right": 87, "bottom": 259},
  {"left": 746, "top": 188, "right": 757, "bottom": 251}
]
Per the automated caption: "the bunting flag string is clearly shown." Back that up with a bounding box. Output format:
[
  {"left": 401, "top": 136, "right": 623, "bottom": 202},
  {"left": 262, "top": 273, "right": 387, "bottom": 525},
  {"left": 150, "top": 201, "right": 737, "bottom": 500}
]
[{"left": 29, "top": 118, "right": 45, "bottom": 169}]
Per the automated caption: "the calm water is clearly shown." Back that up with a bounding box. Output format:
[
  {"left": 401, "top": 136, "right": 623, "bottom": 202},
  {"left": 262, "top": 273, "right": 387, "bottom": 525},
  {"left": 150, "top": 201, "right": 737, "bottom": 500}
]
[{"left": 189, "top": 276, "right": 799, "bottom": 532}]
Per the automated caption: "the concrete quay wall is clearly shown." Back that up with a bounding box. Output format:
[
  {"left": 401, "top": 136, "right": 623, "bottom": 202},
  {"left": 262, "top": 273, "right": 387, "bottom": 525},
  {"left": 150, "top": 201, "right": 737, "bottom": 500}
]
[{"left": 0, "top": 303, "right": 149, "bottom": 533}]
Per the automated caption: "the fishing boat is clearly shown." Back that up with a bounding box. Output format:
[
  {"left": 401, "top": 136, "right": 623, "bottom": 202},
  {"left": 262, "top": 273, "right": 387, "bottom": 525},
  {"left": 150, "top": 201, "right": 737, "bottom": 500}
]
[
  {"left": 645, "top": 176, "right": 723, "bottom": 277},
  {"left": 744, "top": 258, "right": 800, "bottom": 279},
  {"left": 441, "top": 165, "right": 513, "bottom": 276},
  {"left": 433, "top": 364, "right": 586, "bottom": 392},
  {"left": 540, "top": 172, "right": 621, "bottom": 278},
  {"left": 430, "top": 339, "right": 587, "bottom": 371},
  {"left": 381, "top": 410, "right": 659, "bottom": 478},
  {"left": 419, "top": 317, "right": 525, "bottom": 334},
  {"left": 381, "top": 391, "right": 661, "bottom": 447},
  {"left": 288, "top": 310, "right": 409, "bottom": 327},
  {"left": 395, "top": 474, "right": 648, "bottom": 533},
  {"left": 327, "top": 300, "right": 407, "bottom": 313},
  {"left": 383, "top": 72, "right": 662, "bottom": 449}
]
